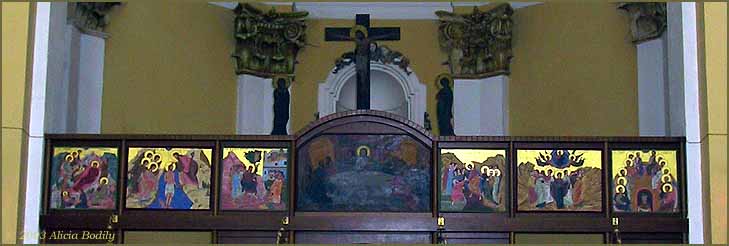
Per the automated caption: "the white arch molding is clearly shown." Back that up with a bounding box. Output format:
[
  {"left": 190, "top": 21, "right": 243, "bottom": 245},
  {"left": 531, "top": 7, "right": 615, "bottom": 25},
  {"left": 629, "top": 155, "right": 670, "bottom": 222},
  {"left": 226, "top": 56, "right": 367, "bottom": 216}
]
[{"left": 318, "top": 62, "right": 426, "bottom": 125}]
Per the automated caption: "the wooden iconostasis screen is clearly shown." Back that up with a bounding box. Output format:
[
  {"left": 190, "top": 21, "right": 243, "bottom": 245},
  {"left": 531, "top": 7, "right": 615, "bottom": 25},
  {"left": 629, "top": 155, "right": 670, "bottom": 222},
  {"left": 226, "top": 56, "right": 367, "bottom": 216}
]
[{"left": 40, "top": 112, "right": 688, "bottom": 244}]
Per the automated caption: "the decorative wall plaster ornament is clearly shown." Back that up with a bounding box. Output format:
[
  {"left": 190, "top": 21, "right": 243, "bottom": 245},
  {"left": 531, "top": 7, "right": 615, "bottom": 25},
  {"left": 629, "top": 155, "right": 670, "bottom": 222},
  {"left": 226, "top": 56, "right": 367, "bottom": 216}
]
[
  {"left": 436, "top": 4, "right": 513, "bottom": 78},
  {"left": 232, "top": 4, "right": 309, "bottom": 77}
]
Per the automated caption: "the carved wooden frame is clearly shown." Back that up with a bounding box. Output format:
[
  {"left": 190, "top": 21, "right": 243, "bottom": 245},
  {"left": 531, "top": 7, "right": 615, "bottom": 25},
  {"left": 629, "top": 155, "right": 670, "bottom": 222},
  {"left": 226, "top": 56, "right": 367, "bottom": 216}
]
[{"left": 40, "top": 111, "right": 688, "bottom": 243}]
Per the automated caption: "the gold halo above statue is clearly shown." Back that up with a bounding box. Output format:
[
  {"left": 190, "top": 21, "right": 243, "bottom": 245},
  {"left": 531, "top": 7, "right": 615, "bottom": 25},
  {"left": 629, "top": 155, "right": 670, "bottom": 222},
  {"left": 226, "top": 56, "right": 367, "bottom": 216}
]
[
  {"left": 356, "top": 145, "right": 371, "bottom": 157},
  {"left": 272, "top": 76, "right": 292, "bottom": 89},
  {"left": 349, "top": 25, "right": 368, "bottom": 39},
  {"left": 435, "top": 73, "right": 454, "bottom": 89}
]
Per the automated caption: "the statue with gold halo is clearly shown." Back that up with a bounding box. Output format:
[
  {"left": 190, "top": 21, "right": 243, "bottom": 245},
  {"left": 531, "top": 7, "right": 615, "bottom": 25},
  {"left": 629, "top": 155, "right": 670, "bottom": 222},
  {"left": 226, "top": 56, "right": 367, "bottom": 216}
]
[{"left": 232, "top": 3, "right": 308, "bottom": 77}]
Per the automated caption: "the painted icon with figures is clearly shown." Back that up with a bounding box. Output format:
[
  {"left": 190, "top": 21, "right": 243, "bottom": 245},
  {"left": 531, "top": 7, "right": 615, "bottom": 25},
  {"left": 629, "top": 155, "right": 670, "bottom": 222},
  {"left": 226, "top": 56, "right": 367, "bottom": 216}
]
[
  {"left": 49, "top": 147, "right": 119, "bottom": 210},
  {"left": 440, "top": 149, "right": 507, "bottom": 212},
  {"left": 611, "top": 150, "right": 679, "bottom": 213},
  {"left": 220, "top": 147, "right": 288, "bottom": 211},
  {"left": 517, "top": 149, "right": 603, "bottom": 212},
  {"left": 125, "top": 147, "right": 212, "bottom": 210},
  {"left": 297, "top": 134, "right": 431, "bottom": 212}
]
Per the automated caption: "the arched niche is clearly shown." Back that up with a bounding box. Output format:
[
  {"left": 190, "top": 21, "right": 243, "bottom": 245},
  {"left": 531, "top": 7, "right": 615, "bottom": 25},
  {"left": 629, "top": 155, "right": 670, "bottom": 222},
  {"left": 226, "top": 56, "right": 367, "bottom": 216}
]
[{"left": 318, "top": 62, "right": 427, "bottom": 125}]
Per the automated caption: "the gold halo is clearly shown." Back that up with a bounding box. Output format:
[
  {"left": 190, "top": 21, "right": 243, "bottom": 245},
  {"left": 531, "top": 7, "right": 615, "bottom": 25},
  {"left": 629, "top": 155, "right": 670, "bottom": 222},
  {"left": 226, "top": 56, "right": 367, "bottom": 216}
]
[
  {"left": 349, "top": 25, "right": 368, "bottom": 39},
  {"left": 661, "top": 174, "right": 672, "bottom": 183},
  {"left": 618, "top": 168, "right": 627, "bottom": 176},
  {"left": 142, "top": 158, "right": 151, "bottom": 165},
  {"left": 167, "top": 163, "right": 177, "bottom": 172},
  {"left": 144, "top": 151, "right": 154, "bottom": 159},
  {"left": 435, "top": 73, "right": 454, "bottom": 89},
  {"left": 490, "top": 168, "right": 502, "bottom": 177},
  {"left": 615, "top": 185, "right": 626, "bottom": 194},
  {"left": 271, "top": 76, "right": 292, "bottom": 89},
  {"left": 480, "top": 165, "right": 490, "bottom": 174},
  {"left": 71, "top": 151, "right": 79, "bottom": 157},
  {"left": 355, "top": 145, "right": 371, "bottom": 157},
  {"left": 65, "top": 154, "right": 74, "bottom": 162},
  {"left": 99, "top": 177, "right": 109, "bottom": 185},
  {"left": 62, "top": 191, "right": 69, "bottom": 197},
  {"left": 153, "top": 154, "right": 162, "bottom": 161},
  {"left": 148, "top": 162, "right": 159, "bottom": 172},
  {"left": 662, "top": 183, "right": 673, "bottom": 193},
  {"left": 616, "top": 176, "right": 628, "bottom": 186},
  {"left": 90, "top": 160, "right": 100, "bottom": 168}
]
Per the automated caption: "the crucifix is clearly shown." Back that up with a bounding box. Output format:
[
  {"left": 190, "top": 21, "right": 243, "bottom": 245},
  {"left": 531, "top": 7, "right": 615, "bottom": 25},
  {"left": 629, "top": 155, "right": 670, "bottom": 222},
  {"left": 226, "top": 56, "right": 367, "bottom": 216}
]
[{"left": 325, "top": 14, "right": 401, "bottom": 110}]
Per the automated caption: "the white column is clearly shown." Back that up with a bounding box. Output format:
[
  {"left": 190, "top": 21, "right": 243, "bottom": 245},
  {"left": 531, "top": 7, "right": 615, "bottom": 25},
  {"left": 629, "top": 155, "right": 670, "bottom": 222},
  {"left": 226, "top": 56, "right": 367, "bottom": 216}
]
[
  {"left": 667, "top": 3, "right": 687, "bottom": 137},
  {"left": 44, "top": 2, "right": 105, "bottom": 134},
  {"left": 237, "top": 74, "right": 286, "bottom": 134},
  {"left": 635, "top": 4, "right": 703, "bottom": 242},
  {"left": 453, "top": 75, "right": 509, "bottom": 136},
  {"left": 44, "top": 2, "right": 71, "bottom": 133},
  {"left": 676, "top": 3, "right": 704, "bottom": 243},
  {"left": 637, "top": 35, "right": 669, "bottom": 136},
  {"left": 24, "top": 2, "right": 51, "bottom": 244},
  {"left": 73, "top": 33, "right": 105, "bottom": 133}
]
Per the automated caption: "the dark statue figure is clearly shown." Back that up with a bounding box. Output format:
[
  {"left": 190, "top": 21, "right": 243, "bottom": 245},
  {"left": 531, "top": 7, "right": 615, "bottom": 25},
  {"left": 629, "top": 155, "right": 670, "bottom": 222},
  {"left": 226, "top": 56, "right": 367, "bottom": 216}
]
[
  {"left": 325, "top": 14, "right": 401, "bottom": 109},
  {"left": 436, "top": 77, "right": 455, "bottom": 136},
  {"left": 352, "top": 30, "right": 372, "bottom": 109},
  {"left": 424, "top": 112, "right": 432, "bottom": 132},
  {"left": 271, "top": 78, "right": 290, "bottom": 135}
]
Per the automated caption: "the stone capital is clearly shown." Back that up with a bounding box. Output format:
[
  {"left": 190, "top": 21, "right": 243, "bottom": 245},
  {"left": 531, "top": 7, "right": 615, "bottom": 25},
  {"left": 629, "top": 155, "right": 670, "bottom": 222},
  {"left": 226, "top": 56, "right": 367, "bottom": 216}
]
[{"left": 618, "top": 2, "right": 667, "bottom": 44}]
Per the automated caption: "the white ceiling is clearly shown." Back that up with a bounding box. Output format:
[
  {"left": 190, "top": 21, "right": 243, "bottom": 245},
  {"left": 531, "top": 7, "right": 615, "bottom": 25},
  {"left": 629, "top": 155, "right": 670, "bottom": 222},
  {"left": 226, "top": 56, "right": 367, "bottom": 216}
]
[{"left": 210, "top": 2, "right": 542, "bottom": 20}]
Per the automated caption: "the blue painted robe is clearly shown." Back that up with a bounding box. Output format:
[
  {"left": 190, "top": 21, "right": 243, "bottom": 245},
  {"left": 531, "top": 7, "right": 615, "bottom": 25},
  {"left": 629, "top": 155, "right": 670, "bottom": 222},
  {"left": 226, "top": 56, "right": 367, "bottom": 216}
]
[{"left": 150, "top": 172, "right": 193, "bottom": 209}]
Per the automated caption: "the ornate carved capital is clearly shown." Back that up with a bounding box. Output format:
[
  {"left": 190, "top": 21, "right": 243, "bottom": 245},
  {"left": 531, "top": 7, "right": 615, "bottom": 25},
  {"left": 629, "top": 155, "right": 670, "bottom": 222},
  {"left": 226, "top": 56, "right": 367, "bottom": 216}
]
[
  {"left": 618, "top": 2, "right": 667, "bottom": 43},
  {"left": 68, "top": 2, "right": 121, "bottom": 37},
  {"left": 332, "top": 44, "right": 412, "bottom": 75},
  {"left": 232, "top": 3, "right": 309, "bottom": 77},
  {"left": 436, "top": 4, "right": 514, "bottom": 79}
]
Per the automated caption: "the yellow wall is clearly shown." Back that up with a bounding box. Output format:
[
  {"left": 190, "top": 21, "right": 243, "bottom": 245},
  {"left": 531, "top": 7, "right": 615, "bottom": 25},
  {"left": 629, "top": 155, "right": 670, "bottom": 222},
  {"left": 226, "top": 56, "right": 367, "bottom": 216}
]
[
  {"left": 700, "top": 2, "right": 727, "bottom": 244},
  {"left": 1, "top": 2, "right": 33, "bottom": 244},
  {"left": 101, "top": 2, "right": 638, "bottom": 136},
  {"left": 101, "top": 2, "right": 236, "bottom": 134},
  {"left": 293, "top": 2, "right": 637, "bottom": 135},
  {"left": 509, "top": 2, "right": 637, "bottom": 136}
]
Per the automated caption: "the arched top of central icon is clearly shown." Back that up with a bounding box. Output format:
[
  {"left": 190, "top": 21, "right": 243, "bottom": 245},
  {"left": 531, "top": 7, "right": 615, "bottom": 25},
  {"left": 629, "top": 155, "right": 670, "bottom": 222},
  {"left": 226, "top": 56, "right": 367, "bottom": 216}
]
[{"left": 295, "top": 110, "right": 433, "bottom": 148}]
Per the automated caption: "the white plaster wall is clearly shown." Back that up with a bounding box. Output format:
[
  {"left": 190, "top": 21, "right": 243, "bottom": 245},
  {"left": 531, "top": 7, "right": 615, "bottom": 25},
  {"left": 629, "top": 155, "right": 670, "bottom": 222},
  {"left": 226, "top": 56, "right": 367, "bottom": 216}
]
[
  {"left": 237, "top": 74, "right": 272, "bottom": 134},
  {"left": 236, "top": 74, "right": 292, "bottom": 134},
  {"left": 454, "top": 75, "right": 508, "bottom": 136},
  {"left": 667, "top": 3, "right": 687, "bottom": 137},
  {"left": 336, "top": 70, "right": 408, "bottom": 118},
  {"left": 319, "top": 62, "right": 425, "bottom": 125},
  {"left": 44, "top": 2, "right": 70, "bottom": 133},
  {"left": 74, "top": 34, "right": 105, "bottom": 133},
  {"left": 637, "top": 36, "right": 668, "bottom": 136},
  {"left": 24, "top": 2, "right": 51, "bottom": 244}
]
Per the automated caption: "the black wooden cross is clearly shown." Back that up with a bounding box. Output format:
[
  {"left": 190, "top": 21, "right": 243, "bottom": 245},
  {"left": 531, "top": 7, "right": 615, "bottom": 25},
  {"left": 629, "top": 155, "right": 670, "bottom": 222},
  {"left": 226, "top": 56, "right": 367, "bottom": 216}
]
[{"left": 325, "top": 14, "right": 401, "bottom": 110}]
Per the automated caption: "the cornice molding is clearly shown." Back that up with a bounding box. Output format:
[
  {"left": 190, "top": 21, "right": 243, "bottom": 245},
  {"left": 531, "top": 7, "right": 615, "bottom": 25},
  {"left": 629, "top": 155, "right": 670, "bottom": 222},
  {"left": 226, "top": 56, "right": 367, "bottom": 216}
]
[{"left": 211, "top": 2, "right": 541, "bottom": 20}]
